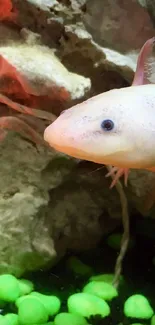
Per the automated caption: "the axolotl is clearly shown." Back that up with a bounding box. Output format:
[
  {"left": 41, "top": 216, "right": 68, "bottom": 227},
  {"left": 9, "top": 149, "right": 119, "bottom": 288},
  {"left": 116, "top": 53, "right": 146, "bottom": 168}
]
[{"left": 44, "top": 37, "right": 155, "bottom": 188}]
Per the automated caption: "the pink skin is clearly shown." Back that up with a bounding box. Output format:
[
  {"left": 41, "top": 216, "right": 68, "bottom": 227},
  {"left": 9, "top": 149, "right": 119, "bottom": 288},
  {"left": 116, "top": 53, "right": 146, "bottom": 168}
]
[
  {"left": 0, "top": 93, "right": 55, "bottom": 145},
  {"left": 0, "top": 116, "right": 45, "bottom": 145},
  {"left": 43, "top": 37, "right": 155, "bottom": 190},
  {"left": 0, "top": 92, "right": 56, "bottom": 121}
]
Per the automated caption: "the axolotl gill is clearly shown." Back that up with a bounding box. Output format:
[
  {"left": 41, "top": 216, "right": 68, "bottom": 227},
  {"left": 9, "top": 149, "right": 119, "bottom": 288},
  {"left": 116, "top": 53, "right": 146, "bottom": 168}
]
[{"left": 44, "top": 37, "right": 155, "bottom": 188}]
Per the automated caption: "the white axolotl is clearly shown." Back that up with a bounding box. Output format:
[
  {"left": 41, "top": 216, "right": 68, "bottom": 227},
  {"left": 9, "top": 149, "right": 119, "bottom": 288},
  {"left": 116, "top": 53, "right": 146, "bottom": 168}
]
[{"left": 44, "top": 37, "right": 155, "bottom": 189}]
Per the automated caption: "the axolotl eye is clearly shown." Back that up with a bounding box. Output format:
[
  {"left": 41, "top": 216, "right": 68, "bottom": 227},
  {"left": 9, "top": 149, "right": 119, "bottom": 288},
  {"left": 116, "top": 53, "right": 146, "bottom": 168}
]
[{"left": 101, "top": 119, "right": 114, "bottom": 131}]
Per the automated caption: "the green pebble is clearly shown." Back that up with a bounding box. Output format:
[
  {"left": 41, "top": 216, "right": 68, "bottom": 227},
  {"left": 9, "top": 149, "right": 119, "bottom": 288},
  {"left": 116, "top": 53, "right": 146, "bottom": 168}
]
[
  {"left": 26, "top": 323, "right": 54, "bottom": 325},
  {"left": 66, "top": 256, "right": 93, "bottom": 276},
  {"left": 124, "top": 294, "right": 154, "bottom": 319},
  {"left": 107, "top": 233, "right": 134, "bottom": 250},
  {"left": 3, "top": 314, "right": 19, "bottom": 325},
  {"left": 0, "top": 275, "right": 20, "bottom": 302},
  {"left": 151, "top": 315, "right": 155, "bottom": 325},
  {"left": 15, "top": 296, "right": 26, "bottom": 308},
  {"left": 27, "top": 323, "right": 54, "bottom": 325},
  {"left": 89, "top": 273, "right": 124, "bottom": 284},
  {"left": 54, "top": 312, "right": 89, "bottom": 325},
  {"left": 130, "top": 323, "right": 144, "bottom": 325},
  {"left": 0, "top": 316, "right": 10, "bottom": 325},
  {"left": 67, "top": 292, "right": 110, "bottom": 318},
  {"left": 30, "top": 292, "right": 61, "bottom": 316},
  {"left": 83, "top": 281, "right": 118, "bottom": 301},
  {"left": 18, "top": 296, "right": 48, "bottom": 325},
  {"left": 89, "top": 274, "right": 114, "bottom": 283},
  {"left": 0, "top": 318, "right": 7, "bottom": 325},
  {"left": 18, "top": 279, "right": 34, "bottom": 296}
]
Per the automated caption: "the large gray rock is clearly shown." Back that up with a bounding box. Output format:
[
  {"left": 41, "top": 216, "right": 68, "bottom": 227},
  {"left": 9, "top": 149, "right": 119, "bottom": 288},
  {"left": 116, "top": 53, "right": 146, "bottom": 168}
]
[{"left": 0, "top": 131, "right": 121, "bottom": 276}]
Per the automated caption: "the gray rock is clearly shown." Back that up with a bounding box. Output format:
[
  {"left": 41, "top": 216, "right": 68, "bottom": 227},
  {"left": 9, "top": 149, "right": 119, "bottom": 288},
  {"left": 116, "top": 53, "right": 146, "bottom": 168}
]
[
  {"left": 0, "top": 25, "right": 91, "bottom": 101},
  {"left": 0, "top": 132, "right": 120, "bottom": 275},
  {"left": 0, "top": 131, "right": 55, "bottom": 275},
  {"left": 84, "top": 0, "right": 155, "bottom": 52}
]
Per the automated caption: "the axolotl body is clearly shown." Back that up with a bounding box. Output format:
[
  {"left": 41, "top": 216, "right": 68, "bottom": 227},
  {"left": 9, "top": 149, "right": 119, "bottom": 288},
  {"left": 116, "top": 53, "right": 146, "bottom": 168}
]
[{"left": 44, "top": 37, "right": 155, "bottom": 188}]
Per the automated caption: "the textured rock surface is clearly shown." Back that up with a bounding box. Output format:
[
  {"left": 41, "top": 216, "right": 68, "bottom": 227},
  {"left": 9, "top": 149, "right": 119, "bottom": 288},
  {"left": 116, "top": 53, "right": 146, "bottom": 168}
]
[
  {"left": 0, "top": 0, "right": 155, "bottom": 275},
  {"left": 84, "top": 0, "right": 155, "bottom": 52},
  {"left": 0, "top": 35, "right": 91, "bottom": 100},
  {"left": 0, "top": 131, "right": 121, "bottom": 276},
  {"left": 0, "top": 131, "right": 55, "bottom": 275}
]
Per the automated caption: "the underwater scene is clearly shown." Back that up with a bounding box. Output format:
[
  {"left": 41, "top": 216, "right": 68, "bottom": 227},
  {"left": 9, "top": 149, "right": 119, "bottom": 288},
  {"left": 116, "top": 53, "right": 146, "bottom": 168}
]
[
  {"left": 1, "top": 0, "right": 155, "bottom": 325},
  {"left": 1, "top": 220, "right": 155, "bottom": 325}
]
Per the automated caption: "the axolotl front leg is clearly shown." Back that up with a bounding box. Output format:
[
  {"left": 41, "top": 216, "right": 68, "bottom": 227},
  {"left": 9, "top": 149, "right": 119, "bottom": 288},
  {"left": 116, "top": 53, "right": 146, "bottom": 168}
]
[
  {"left": 105, "top": 167, "right": 129, "bottom": 188},
  {"left": 0, "top": 93, "right": 56, "bottom": 145},
  {"left": 0, "top": 116, "right": 47, "bottom": 145}
]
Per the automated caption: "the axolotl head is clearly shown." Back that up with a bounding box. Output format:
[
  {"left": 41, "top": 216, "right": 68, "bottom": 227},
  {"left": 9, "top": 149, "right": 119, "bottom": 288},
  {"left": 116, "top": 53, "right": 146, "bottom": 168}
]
[{"left": 44, "top": 84, "right": 155, "bottom": 169}]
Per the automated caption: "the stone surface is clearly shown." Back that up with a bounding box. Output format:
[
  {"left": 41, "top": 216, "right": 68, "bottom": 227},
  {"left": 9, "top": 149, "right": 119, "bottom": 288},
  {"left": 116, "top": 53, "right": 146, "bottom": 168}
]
[
  {"left": 0, "top": 0, "right": 154, "bottom": 275},
  {"left": 0, "top": 25, "right": 91, "bottom": 118},
  {"left": 0, "top": 39, "right": 91, "bottom": 101},
  {"left": 0, "top": 131, "right": 55, "bottom": 275},
  {"left": 84, "top": 0, "right": 155, "bottom": 52},
  {"left": 0, "top": 131, "right": 121, "bottom": 275}
]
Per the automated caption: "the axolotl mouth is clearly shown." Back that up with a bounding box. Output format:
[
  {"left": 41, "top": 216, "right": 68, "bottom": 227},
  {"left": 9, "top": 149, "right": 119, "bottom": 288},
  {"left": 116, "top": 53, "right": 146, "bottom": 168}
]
[
  {"left": 43, "top": 121, "right": 101, "bottom": 162},
  {"left": 43, "top": 116, "right": 108, "bottom": 163}
]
